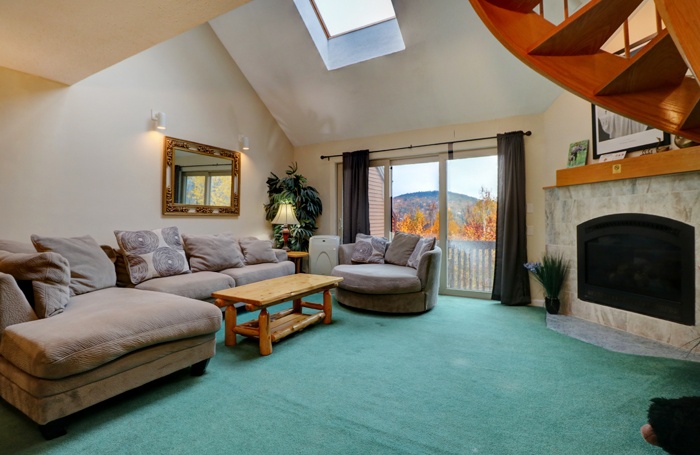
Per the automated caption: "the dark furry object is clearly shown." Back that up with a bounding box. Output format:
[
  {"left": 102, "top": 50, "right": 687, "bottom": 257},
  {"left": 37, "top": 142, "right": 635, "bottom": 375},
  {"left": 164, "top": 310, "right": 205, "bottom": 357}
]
[{"left": 647, "top": 397, "right": 700, "bottom": 455}]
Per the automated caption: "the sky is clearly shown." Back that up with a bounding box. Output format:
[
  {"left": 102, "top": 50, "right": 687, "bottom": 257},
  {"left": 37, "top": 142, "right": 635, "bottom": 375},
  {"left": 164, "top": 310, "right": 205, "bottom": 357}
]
[{"left": 391, "top": 155, "right": 498, "bottom": 199}]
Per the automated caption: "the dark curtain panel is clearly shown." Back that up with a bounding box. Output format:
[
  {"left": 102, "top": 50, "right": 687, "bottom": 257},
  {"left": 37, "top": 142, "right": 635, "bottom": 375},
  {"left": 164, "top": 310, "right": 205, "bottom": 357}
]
[
  {"left": 491, "top": 132, "right": 531, "bottom": 305},
  {"left": 342, "top": 150, "right": 370, "bottom": 244}
]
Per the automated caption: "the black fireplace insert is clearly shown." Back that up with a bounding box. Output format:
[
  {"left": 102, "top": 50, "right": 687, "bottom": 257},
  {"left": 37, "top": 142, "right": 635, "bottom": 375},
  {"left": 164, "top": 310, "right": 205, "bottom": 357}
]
[{"left": 577, "top": 213, "right": 695, "bottom": 325}]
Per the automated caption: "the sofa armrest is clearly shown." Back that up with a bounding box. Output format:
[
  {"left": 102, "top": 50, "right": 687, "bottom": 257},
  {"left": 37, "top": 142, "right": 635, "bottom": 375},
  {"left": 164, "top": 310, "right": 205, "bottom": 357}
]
[
  {"left": 0, "top": 272, "right": 38, "bottom": 340},
  {"left": 273, "top": 249, "right": 288, "bottom": 262},
  {"left": 417, "top": 247, "right": 442, "bottom": 291},
  {"left": 338, "top": 243, "right": 355, "bottom": 265}
]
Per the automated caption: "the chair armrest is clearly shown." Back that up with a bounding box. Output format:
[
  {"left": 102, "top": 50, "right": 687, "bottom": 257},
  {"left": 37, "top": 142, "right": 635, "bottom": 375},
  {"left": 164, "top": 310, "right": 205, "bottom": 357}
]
[
  {"left": 417, "top": 247, "right": 442, "bottom": 291},
  {"left": 0, "top": 272, "right": 38, "bottom": 339},
  {"left": 338, "top": 243, "right": 355, "bottom": 265}
]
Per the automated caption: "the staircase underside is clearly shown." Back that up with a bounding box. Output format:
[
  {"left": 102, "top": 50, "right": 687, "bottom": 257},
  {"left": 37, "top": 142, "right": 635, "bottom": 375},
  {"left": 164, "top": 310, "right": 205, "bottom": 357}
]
[{"left": 469, "top": 0, "right": 700, "bottom": 143}]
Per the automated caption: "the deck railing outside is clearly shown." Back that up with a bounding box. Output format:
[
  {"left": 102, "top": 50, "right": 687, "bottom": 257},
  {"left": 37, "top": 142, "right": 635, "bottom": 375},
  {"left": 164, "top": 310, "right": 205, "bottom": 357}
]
[{"left": 447, "top": 240, "right": 496, "bottom": 292}]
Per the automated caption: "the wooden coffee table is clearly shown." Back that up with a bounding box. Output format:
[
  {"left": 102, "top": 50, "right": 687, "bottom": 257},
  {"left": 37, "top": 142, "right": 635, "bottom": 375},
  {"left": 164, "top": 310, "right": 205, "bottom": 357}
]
[{"left": 212, "top": 274, "right": 343, "bottom": 356}]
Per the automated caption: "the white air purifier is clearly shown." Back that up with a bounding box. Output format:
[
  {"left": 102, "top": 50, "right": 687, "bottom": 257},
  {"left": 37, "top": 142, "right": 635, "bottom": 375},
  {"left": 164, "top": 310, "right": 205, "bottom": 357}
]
[{"left": 308, "top": 235, "right": 340, "bottom": 275}]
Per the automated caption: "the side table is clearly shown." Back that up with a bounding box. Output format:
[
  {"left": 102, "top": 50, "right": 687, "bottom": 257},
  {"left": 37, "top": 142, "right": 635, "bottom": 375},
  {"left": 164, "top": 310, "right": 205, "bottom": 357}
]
[{"left": 286, "top": 251, "right": 309, "bottom": 274}]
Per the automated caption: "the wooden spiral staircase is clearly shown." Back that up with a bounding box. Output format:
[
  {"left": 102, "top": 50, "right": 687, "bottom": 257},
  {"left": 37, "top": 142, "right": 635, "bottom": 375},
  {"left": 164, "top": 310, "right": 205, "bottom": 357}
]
[{"left": 469, "top": 0, "right": 700, "bottom": 143}]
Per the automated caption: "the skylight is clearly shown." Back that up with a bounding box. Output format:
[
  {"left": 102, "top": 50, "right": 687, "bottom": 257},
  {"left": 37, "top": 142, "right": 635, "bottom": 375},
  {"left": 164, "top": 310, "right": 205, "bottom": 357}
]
[
  {"left": 311, "top": 0, "right": 397, "bottom": 38},
  {"left": 294, "top": 0, "right": 405, "bottom": 71}
]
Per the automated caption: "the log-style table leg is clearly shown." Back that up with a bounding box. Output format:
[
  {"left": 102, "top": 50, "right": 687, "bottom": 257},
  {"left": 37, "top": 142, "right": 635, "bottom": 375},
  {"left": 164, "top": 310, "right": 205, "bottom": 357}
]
[
  {"left": 258, "top": 308, "right": 272, "bottom": 355},
  {"left": 293, "top": 297, "right": 302, "bottom": 313},
  {"left": 323, "top": 289, "right": 332, "bottom": 324},
  {"left": 225, "top": 304, "right": 237, "bottom": 347}
]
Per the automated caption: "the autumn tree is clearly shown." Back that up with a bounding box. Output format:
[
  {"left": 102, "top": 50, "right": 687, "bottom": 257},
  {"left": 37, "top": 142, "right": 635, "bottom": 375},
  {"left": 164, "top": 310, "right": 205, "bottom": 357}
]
[
  {"left": 185, "top": 176, "right": 206, "bottom": 205},
  {"left": 209, "top": 175, "right": 232, "bottom": 206},
  {"left": 462, "top": 187, "right": 497, "bottom": 241},
  {"left": 395, "top": 208, "right": 428, "bottom": 235},
  {"left": 395, "top": 207, "right": 462, "bottom": 240}
]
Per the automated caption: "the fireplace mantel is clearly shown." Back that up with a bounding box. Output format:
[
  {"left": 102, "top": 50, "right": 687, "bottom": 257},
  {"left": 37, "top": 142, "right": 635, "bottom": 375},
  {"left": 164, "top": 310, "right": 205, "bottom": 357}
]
[{"left": 553, "top": 146, "right": 700, "bottom": 187}]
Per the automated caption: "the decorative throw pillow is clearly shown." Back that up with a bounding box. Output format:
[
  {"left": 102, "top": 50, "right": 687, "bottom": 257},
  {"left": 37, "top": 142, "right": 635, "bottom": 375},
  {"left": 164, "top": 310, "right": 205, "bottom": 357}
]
[
  {"left": 182, "top": 233, "right": 245, "bottom": 272},
  {"left": 407, "top": 237, "right": 436, "bottom": 269},
  {"left": 31, "top": 234, "right": 117, "bottom": 296},
  {"left": 351, "top": 234, "right": 388, "bottom": 264},
  {"left": 0, "top": 250, "right": 71, "bottom": 318},
  {"left": 239, "top": 238, "right": 278, "bottom": 265},
  {"left": 384, "top": 232, "right": 421, "bottom": 266},
  {"left": 114, "top": 226, "right": 190, "bottom": 285}
]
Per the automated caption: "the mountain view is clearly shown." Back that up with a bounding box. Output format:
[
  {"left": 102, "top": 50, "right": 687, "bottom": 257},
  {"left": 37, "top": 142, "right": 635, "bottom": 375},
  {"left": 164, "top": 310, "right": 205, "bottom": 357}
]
[{"left": 392, "top": 190, "right": 478, "bottom": 225}]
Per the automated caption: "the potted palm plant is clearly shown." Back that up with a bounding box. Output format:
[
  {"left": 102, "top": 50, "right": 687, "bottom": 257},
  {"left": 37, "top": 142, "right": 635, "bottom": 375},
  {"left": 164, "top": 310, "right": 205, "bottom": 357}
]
[
  {"left": 264, "top": 163, "right": 322, "bottom": 252},
  {"left": 524, "top": 253, "right": 570, "bottom": 314}
]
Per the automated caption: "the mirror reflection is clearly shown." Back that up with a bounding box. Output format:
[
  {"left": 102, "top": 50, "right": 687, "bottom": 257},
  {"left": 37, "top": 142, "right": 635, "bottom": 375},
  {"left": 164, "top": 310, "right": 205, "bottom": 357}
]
[
  {"left": 163, "top": 137, "right": 241, "bottom": 216},
  {"left": 173, "top": 150, "right": 232, "bottom": 205}
]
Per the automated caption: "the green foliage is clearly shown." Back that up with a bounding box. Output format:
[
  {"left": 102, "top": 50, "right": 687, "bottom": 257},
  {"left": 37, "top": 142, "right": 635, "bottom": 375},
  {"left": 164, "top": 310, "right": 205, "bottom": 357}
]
[
  {"left": 264, "top": 162, "right": 322, "bottom": 251},
  {"left": 524, "top": 253, "right": 570, "bottom": 298}
]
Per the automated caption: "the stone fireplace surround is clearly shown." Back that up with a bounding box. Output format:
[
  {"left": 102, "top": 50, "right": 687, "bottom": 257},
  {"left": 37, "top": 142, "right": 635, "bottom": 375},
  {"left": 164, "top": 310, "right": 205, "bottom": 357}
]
[{"left": 545, "top": 170, "right": 700, "bottom": 350}]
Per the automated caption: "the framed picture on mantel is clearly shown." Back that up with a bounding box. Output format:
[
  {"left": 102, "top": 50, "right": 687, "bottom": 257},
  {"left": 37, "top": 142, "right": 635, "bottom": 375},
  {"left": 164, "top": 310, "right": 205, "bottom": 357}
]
[
  {"left": 591, "top": 105, "right": 670, "bottom": 159},
  {"left": 567, "top": 140, "right": 588, "bottom": 167}
]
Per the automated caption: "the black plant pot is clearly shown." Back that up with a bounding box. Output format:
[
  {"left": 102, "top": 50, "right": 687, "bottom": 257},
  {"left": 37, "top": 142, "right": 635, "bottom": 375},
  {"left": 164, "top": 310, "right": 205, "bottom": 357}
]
[{"left": 545, "top": 297, "right": 560, "bottom": 315}]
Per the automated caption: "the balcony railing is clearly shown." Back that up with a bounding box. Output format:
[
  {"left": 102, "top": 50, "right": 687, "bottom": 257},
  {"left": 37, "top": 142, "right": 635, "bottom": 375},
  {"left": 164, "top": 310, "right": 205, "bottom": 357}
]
[{"left": 447, "top": 240, "right": 495, "bottom": 292}]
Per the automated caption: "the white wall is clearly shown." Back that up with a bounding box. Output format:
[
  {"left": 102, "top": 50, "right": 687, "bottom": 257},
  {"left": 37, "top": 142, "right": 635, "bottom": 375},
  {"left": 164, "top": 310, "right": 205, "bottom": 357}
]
[{"left": 0, "top": 24, "right": 294, "bottom": 246}]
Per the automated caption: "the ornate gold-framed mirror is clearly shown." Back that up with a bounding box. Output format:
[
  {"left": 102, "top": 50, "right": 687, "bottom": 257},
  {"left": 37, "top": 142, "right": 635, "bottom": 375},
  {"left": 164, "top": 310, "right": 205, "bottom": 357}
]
[{"left": 162, "top": 137, "right": 241, "bottom": 216}]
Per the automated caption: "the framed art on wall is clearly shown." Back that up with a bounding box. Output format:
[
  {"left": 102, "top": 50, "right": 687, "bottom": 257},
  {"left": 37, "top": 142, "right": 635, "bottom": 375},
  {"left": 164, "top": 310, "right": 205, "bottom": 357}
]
[{"left": 591, "top": 105, "right": 670, "bottom": 159}]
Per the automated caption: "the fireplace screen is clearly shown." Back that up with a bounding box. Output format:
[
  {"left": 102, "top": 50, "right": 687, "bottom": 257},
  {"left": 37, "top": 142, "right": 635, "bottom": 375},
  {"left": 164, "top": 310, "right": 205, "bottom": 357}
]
[{"left": 577, "top": 213, "right": 695, "bottom": 325}]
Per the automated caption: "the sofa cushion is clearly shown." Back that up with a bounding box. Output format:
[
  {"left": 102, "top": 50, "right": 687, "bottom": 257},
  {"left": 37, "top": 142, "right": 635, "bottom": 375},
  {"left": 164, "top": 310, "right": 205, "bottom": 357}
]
[
  {"left": 0, "top": 239, "right": 36, "bottom": 254},
  {"left": 0, "top": 287, "right": 222, "bottom": 379},
  {"left": 220, "top": 261, "right": 294, "bottom": 286},
  {"left": 239, "top": 238, "right": 278, "bottom": 265},
  {"left": 114, "top": 226, "right": 190, "bottom": 285},
  {"left": 332, "top": 264, "right": 421, "bottom": 294},
  {"left": 407, "top": 237, "right": 436, "bottom": 269},
  {"left": 384, "top": 232, "right": 420, "bottom": 266},
  {"left": 182, "top": 233, "right": 244, "bottom": 272},
  {"left": 351, "top": 234, "right": 388, "bottom": 264},
  {"left": 0, "top": 272, "right": 38, "bottom": 339},
  {"left": 135, "top": 271, "right": 235, "bottom": 300},
  {"left": 31, "top": 234, "right": 117, "bottom": 296},
  {"left": 0, "top": 250, "right": 71, "bottom": 318}
]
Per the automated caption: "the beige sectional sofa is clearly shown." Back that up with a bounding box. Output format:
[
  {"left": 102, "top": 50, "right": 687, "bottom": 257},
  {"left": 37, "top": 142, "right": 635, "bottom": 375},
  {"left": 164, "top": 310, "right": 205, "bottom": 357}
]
[{"left": 0, "top": 229, "right": 294, "bottom": 439}]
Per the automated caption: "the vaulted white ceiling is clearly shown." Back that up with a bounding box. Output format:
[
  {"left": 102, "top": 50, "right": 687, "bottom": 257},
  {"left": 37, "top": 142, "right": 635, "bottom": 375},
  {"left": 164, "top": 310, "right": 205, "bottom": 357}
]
[
  {"left": 210, "top": 0, "right": 565, "bottom": 146},
  {"left": 0, "top": 0, "right": 250, "bottom": 85},
  {"left": 1, "top": 0, "right": 566, "bottom": 147}
]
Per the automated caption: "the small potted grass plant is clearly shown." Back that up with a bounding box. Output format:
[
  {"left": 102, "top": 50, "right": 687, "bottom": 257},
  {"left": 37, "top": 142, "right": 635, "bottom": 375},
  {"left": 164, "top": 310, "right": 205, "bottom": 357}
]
[{"left": 524, "top": 253, "right": 570, "bottom": 314}]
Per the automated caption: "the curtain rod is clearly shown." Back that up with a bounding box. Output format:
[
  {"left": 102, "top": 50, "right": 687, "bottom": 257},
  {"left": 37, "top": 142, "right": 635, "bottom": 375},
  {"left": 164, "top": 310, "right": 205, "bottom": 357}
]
[{"left": 319, "top": 130, "right": 531, "bottom": 160}]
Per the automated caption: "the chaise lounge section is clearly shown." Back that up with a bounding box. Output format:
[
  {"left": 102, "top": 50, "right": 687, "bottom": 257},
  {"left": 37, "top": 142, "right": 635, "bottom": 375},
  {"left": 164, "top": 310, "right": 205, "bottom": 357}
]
[{"left": 0, "top": 229, "right": 294, "bottom": 438}]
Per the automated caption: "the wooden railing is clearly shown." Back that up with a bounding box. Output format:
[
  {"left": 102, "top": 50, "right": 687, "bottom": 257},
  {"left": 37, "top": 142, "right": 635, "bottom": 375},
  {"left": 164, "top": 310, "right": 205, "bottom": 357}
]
[{"left": 446, "top": 240, "right": 495, "bottom": 292}]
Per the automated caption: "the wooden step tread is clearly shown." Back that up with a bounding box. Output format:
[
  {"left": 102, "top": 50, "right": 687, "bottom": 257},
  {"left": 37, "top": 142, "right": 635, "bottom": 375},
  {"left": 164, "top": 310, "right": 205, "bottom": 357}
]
[
  {"left": 484, "top": 0, "right": 542, "bottom": 13},
  {"left": 596, "top": 31, "right": 689, "bottom": 95},
  {"left": 529, "top": 0, "right": 644, "bottom": 56}
]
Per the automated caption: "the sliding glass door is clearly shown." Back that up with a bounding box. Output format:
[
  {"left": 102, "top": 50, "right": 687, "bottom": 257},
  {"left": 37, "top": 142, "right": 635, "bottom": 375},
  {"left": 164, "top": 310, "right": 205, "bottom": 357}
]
[
  {"left": 391, "top": 161, "right": 439, "bottom": 237},
  {"left": 445, "top": 155, "right": 497, "bottom": 294},
  {"left": 337, "top": 149, "right": 497, "bottom": 298}
]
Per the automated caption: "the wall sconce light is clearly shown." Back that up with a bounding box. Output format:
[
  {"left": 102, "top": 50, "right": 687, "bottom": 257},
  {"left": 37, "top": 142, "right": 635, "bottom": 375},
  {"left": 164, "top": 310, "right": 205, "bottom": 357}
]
[
  {"left": 151, "top": 110, "right": 167, "bottom": 130},
  {"left": 239, "top": 134, "right": 250, "bottom": 151}
]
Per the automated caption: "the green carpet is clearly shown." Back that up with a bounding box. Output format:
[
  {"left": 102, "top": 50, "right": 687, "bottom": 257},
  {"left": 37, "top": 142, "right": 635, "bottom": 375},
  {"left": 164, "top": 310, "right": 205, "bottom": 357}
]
[{"left": 2, "top": 296, "right": 698, "bottom": 454}]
